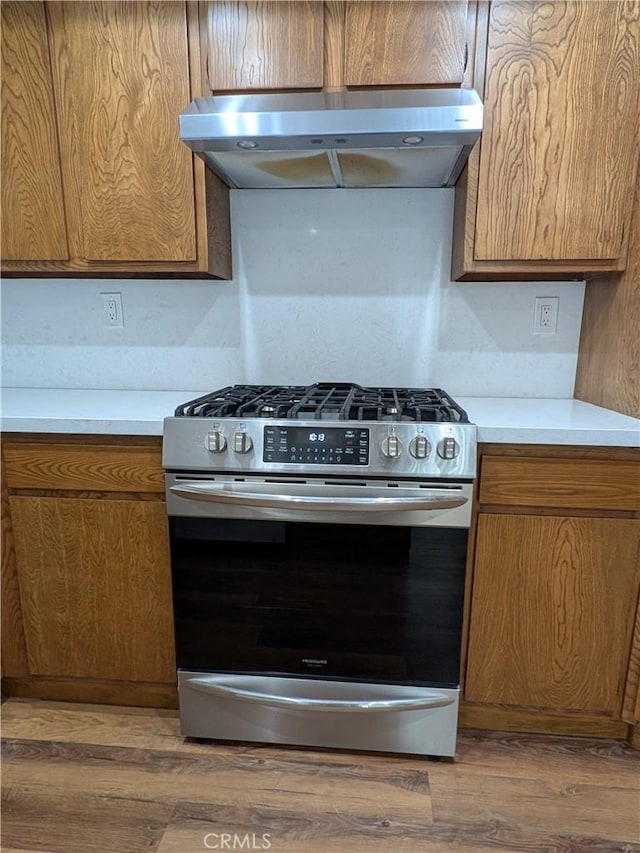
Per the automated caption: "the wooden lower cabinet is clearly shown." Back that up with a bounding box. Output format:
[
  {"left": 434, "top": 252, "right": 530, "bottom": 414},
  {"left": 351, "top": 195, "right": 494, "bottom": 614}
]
[
  {"left": 462, "top": 445, "right": 640, "bottom": 740},
  {"left": 466, "top": 513, "right": 640, "bottom": 714},
  {"left": 1, "top": 436, "right": 177, "bottom": 707},
  {"left": 622, "top": 598, "right": 640, "bottom": 748},
  {"left": 9, "top": 496, "right": 174, "bottom": 683}
]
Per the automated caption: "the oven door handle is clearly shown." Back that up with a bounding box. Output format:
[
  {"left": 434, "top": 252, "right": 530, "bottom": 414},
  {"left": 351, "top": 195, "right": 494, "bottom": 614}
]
[
  {"left": 169, "top": 482, "right": 467, "bottom": 513},
  {"left": 185, "top": 677, "right": 455, "bottom": 712}
]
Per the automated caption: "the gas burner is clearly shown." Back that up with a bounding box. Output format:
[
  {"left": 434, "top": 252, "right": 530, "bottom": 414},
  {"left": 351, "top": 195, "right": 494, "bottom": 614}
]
[
  {"left": 165, "top": 382, "right": 476, "bottom": 480},
  {"left": 175, "top": 383, "right": 469, "bottom": 424}
]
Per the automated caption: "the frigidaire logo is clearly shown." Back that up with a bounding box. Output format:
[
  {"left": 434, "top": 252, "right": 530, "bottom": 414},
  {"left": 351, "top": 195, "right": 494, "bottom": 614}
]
[
  {"left": 203, "top": 833, "right": 271, "bottom": 850},
  {"left": 301, "top": 657, "right": 327, "bottom": 667}
]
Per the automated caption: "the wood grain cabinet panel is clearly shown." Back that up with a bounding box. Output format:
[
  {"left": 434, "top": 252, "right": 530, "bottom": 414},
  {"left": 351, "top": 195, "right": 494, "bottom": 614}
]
[
  {"left": 9, "top": 496, "right": 175, "bottom": 683},
  {"left": 574, "top": 174, "right": 640, "bottom": 420},
  {"left": 203, "top": 1, "right": 468, "bottom": 92},
  {"left": 344, "top": 1, "right": 468, "bottom": 86},
  {"left": 203, "top": 1, "right": 324, "bottom": 91},
  {"left": 466, "top": 514, "right": 640, "bottom": 715},
  {"left": 622, "top": 598, "right": 640, "bottom": 726},
  {"left": 476, "top": 1, "right": 640, "bottom": 262},
  {"left": 47, "top": 1, "right": 196, "bottom": 263},
  {"left": 1, "top": 2, "right": 232, "bottom": 277},
  {"left": 1, "top": 453, "right": 29, "bottom": 677},
  {"left": 452, "top": 0, "right": 640, "bottom": 280},
  {"left": 479, "top": 457, "right": 640, "bottom": 512},
  {"left": 3, "top": 444, "right": 164, "bottom": 493},
  {"left": 0, "top": 2, "right": 68, "bottom": 261},
  {"left": 1, "top": 437, "right": 177, "bottom": 705}
]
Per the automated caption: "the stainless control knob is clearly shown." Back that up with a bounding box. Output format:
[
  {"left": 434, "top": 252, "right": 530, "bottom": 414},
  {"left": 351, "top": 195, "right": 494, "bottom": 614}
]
[
  {"left": 437, "top": 436, "right": 460, "bottom": 460},
  {"left": 409, "top": 435, "right": 431, "bottom": 459},
  {"left": 206, "top": 430, "right": 227, "bottom": 453},
  {"left": 233, "top": 431, "right": 253, "bottom": 454},
  {"left": 381, "top": 434, "right": 402, "bottom": 458}
]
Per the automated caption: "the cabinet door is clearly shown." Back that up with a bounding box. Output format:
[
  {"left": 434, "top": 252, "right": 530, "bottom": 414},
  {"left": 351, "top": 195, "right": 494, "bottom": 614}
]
[
  {"left": 203, "top": 1, "right": 324, "bottom": 91},
  {"left": 10, "top": 496, "right": 175, "bottom": 684},
  {"left": 344, "top": 1, "right": 468, "bottom": 86},
  {"left": 466, "top": 514, "right": 640, "bottom": 715},
  {"left": 622, "top": 598, "right": 640, "bottom": 726},
  {"left": 1, "top": 2, "right": 68, "bottom": 261},
  {"left": 475, "top": 1, "right": 640, "bottom": 263},
  {"left": 47, "top": 1, "right": 197, "bottom": 263}
]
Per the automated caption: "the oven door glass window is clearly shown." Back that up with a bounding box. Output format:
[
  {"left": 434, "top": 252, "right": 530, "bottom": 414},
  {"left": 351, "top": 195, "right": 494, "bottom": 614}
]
[{"left": 170, "top": 518, "right": 467, "bottom": 687}]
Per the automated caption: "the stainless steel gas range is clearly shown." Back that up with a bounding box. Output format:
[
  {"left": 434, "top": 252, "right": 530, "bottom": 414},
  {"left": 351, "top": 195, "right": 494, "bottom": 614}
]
[{"left": 163, "top": 383, "right": 477, "bottom": 757}]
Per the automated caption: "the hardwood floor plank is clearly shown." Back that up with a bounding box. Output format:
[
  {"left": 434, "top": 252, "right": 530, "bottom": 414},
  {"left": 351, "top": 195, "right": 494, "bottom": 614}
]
[
  {"left": 0, "top": 699, "right": 186, "bottom": 752},
  {"left": 429, "top": 768, "right": 640, "bottom": 845},
  {"left": 156, "top": 801, "right": 640, "bottom": 853},
  {"left": 2, "top": 849, "right": 57, "bottom": 853},
  {"left": 156, "top": 806, "right": 474, "bottom": 853},
  {"left": 1, "top": 737, "right": 433, "bottom": 823},
  {"left": 2, "top": 848, "right": 58, "bottom": 853},
  {"left": 454, "top": 728, "right": 640, "bottom": 787},
  {"left": 1, "top": 785, "right": 173, "bottom": 853}
]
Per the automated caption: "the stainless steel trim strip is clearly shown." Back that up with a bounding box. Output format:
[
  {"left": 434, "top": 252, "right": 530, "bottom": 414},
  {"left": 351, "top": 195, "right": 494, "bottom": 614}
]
[
  {"left": 185, "top": 676, "right": 454, "bottom": 712},
  {"left": 170, "top": 481, "right": 468, "bottom": 512}
]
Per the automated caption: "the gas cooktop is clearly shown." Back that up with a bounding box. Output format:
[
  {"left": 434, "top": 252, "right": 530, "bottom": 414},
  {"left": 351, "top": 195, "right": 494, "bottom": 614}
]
[
  {"left": 165, "top": 383, "right": 476, "bottom": 480},
  {"left": 174, "top": 382, "right": 469, "bottom": 423}
]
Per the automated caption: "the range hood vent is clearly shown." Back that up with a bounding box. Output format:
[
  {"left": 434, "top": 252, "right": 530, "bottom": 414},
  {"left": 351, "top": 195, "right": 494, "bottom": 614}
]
[{"left": 179, "top": 88, "right": 482, "bottom": 190}]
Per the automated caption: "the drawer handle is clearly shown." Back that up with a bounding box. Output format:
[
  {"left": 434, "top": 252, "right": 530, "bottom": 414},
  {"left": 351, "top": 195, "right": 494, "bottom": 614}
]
[{"left": 185, "top": 676, "right": 454, "bottom": 713}]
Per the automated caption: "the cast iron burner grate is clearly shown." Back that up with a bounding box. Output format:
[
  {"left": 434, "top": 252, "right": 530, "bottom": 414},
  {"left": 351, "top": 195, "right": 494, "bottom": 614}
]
[{"left": 175, "top": 383, "right": 469, "bottom": 423}]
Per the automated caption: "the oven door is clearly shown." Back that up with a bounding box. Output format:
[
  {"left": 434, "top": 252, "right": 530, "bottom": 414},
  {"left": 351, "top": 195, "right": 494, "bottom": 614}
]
[{"left": 167, "top": 474, "right": 471, "bottom": 687}]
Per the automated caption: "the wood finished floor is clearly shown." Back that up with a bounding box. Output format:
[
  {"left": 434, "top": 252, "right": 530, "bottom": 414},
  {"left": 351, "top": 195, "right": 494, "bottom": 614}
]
[{"left": 1, "top": 699, "right": 639, "bottom": 853}]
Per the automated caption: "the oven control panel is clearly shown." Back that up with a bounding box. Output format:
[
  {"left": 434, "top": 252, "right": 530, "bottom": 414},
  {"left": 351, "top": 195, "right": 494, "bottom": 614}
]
[
  {"left": 163, "top": 417, "right": 477, "bottom": 478},
  {"left": 263, "top": 426, "right": 369, "bottom": 465}
]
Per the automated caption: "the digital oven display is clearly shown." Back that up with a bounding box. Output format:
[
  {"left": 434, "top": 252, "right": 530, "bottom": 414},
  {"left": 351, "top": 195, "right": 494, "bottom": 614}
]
[{"left": 263, "top": 426, "right": 369, "bottom": 465}]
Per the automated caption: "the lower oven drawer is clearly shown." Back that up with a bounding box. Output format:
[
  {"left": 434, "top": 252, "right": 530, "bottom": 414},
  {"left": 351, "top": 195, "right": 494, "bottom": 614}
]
[{"left": 179, "top": 671, "right": 459, "bottom": 757}]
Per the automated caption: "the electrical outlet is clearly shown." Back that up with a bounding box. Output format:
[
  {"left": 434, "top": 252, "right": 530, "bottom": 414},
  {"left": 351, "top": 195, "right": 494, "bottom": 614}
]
[
  {"left": 101, "top": 292, "right": 124, "bottom": 328},
  {"left": 534, "top": 296, "right": 559, "bottom": 334}
]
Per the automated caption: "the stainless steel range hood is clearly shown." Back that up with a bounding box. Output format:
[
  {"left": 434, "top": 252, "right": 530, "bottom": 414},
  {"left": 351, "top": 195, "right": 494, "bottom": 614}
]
[{"left": 179, "top": 88, "right": 482, "bottom": 189}]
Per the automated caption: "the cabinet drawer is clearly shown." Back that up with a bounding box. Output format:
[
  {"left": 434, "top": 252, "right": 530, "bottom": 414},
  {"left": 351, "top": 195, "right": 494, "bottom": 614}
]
[
  {"left": 479, "top": 457, "right": 640, "bottom": 511},
  {"left": 3, "top": 443, "right": 164, "bottom": 493}
]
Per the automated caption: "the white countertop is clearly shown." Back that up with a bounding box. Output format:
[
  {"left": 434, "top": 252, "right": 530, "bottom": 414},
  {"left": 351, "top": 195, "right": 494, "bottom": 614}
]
[
  {"left": 0, "top": 388, "right": 204, "bottom": 437},
  {"left": 1, "top": 388, "right": 639, "bottom": 446},
  {"left": 456, "top": 396, "right": 639, "bottom": 446}
]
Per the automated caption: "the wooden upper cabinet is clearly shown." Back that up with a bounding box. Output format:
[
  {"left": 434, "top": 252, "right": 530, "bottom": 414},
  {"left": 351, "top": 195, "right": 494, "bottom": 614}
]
[
  {"left": 203, "top": 1, "right": 324, "bottom": 91},
  {"left": 47, "top": 1, "right": 196, "bottom": 263},
  {"left": 1, "top": 2, "right": 68, "bottom": 261},
  {"left": 452, "top": 0, "right": 640, "bottom": 280},
  {"left": 1, "top": 1, "right": 232, "bottom": 278},
  {"left": 344, "top": 1, "right": 468, "bottom": 87},
  {"left": 477, "top": 1, "right": 640, "bottom": 262},
  {"left": 202, "top": 1, "right": 468, "bottom": 93}
]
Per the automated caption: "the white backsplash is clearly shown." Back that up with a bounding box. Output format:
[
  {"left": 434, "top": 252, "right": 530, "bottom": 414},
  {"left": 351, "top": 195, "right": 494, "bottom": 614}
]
[{"left": 1, "top": 189, "right": 585, "bottom": 397}]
